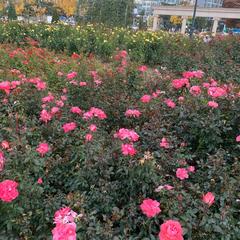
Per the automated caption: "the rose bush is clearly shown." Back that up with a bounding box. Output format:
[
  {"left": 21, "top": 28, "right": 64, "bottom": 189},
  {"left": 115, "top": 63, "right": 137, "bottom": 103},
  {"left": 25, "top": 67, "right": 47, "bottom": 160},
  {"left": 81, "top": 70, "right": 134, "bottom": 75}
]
[{"left": 0, "top": 43, "right": 239, "bottom": 239}]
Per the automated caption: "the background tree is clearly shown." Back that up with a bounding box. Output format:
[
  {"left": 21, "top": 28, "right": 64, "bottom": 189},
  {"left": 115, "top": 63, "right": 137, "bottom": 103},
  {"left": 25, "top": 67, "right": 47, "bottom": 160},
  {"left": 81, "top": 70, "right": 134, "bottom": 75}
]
[
  {"left": 55, "top": 0, "right": 77, "bottom": 16},
  {"left": 7, "top": 1, "right": 17, "bottom": 20},
  {"left": 170, "top": 16, "right": 182, "bottom": 25},
  {"left": 87, "top": 0, "right": 134, "bottom": 27}
]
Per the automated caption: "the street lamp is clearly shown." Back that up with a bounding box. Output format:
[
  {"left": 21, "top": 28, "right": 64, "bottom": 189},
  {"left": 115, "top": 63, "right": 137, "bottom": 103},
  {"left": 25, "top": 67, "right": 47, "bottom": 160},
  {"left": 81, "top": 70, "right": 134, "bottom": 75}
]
[{"left": 189, "top": 0, "right": 198, "bottom": 38}]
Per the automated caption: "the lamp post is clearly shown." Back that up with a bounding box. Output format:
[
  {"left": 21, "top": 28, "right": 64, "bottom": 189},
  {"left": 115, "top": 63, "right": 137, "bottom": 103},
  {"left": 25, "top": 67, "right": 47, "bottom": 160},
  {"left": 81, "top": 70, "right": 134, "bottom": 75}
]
[{"left": 189, "top": 0, "right": 198, "bottom": 38}]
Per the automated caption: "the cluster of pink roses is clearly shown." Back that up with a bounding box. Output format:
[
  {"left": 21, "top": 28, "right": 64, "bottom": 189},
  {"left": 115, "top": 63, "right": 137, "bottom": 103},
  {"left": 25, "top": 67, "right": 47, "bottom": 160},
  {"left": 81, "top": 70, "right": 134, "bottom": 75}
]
[
  {"left": 52, "top": 207, "right": 78, "bottom": 240},
  {"left": 114, "top": 128, "right": 139, "bottom": 156},
  {"left": 140, "top": 199, "right": 183, "bottom": 240}
]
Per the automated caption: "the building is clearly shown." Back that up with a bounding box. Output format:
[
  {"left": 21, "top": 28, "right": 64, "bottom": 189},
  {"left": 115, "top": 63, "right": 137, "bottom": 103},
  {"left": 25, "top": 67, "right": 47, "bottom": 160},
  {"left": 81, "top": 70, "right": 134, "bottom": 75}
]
[{"left": 204, "top": 0, "right": 223, "bottom": 8}]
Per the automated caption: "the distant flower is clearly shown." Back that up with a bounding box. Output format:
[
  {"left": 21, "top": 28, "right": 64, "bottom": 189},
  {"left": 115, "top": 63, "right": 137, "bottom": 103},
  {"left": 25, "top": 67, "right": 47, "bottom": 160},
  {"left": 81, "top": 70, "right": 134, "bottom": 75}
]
[
  {"left": 121, "top": 143, "right": 137, "bottom": 156},
  {"left": 176, "top": 168, "right": 189, "bottom": 180},
  {"left": 114, "top": 128, "right": 139, "bottom": 142},
  {"left": 159, "top": 220, "right": 183, "bottom": 240},
  {"left": 40, "top": 109, "right": 52, "bottom": 123},
  {"left": 160, "top": 138, "right": 170, "bottom": 149},
  {"left": 0, "top": 81, "right": 11, "bottom": 94},
  {"left": 70, "top": 107, "right": 82, "bottom": 115},
  {"left": 125, "top": 109, "right": 141, "bottom": 118},
  {"left": 89, "top": 124, "right": 97, "bottom": 132},
  {"left": 67, "top": 72, "right": 77, "bottom": 80},
  {"left": 36, "top": 81, "right": 46, "bottom": 91},
  {"left": 85, "top": 133, "right": 93, "bottom": 142},
  {"left": 140, "top": 95, "right": 151, "bottom": 103},
  {"left": 56, "top": 100, "right": 64, "bottom": 107},
  {"left": 42, "top": 94, "right": 54, "bottom": 103},
  {"left": 183, "top": 70, "right": 204, "bottom": 79},
  {"left": 79, "top": 82, "right": 87, "bottom": 86},
  {"left": 187, "top": 166, "right": 195, "bottom": 173},
  {"left": 236, "top": 135, "right": 240, "bottom": 142},
  {"left": 202, "top": 192, "right": 215, "bottom": 206},
  {"left": 155, "top": 184, "right": 174, "bottom": 192},
  {"left": 0, "top": 180, "right": 19, "bottom": 202},
  {"left": 140, "top": 199, "right": 161, "bottom": 218},
  {"left": 36, "top": 143, "right": 50, "bottom": 157},
  {"left": 178, "top": 96, "right": 184, "bottom": 102},
  {"left": 1, "top": 141, "right": 10, "bottom": 149},
  {"left": 51, "top": 107, "right": 60, "bottom": 115},
  {"left": 138, "top": 65, "right": 148, "bottom": 72},
  {"left": 172, "top": 78, "right": 189, "bottom": 89},
  {"left": 62, "top": 122, "right": 77, "bottom": 133},
  {"left": 37, "top": 178, "right": 43, "bottom": 184},
  {"left": 208, "top": 87, "right": 227, "bottom": 98},
  {"left": 61, "top": 95, "right": 67, "bottom": 101},
  {"left": 190, "top": 85, "right": 201, "bottom": 96},
  {"left": 164, "top": 99, "right": 176, "bottom": 108},
  {"left": 83, "top": 107, "right": 107, "bottom": 120},
  {"left": 208, "top": 101, "right": 218, "bottom": 108}
]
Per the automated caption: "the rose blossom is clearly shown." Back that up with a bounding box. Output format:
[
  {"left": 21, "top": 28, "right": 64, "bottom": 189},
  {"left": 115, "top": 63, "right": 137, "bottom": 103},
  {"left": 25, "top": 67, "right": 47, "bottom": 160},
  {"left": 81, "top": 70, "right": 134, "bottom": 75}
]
[
  {"left": 114, "top": 128, "right": 139, "bottom": 142},
  {"left": 62, "top": 122, "right": 77, "bottom": 133},
  {"left": 236, "top": 135, "right": 240, "bottom": 142},
  {"left": 67, "top": 72, "right": 77, "bottom": 80},
  {"left": 208, "top": 101, "right": 218, "bottom": 108},
  {"left": 140, "top": 199, "right": 161, "bottom": 218},
  {"left": 0, "top": 180, "right": 19, "bottom": 202},
  {"left": 0, "top": 151, "right": 5, "bottom": 171},
  {"left": 202, "top": 192, "right": 215, "bottom": 206},
  {"left": 189, "top": 85, "right": 201, "bottom": 96},
  {"left": 36, "top": 143, "right": 50, "bottom": 157},
  {"left": 138, "top": 65, "right": 148, "bottom": 72},
  {"left": 52, "top": 223, "right": 77, "bottom": 240},
  {"left": 54, "top": 207, "right": 77, "bottom": 225},
  {"left": 176, "top": 168, "right": 189, "bottom": 180},
  {"left": 164, "top": 99, "right": 176, "bottom": 108},
  {"left": 187, "top": 166, "right": 195, "bottom": 173},
  {"left": 70, "top": 107, "right": 82, "bottom": 115},
  {"left": 140, "top": 95, "right": 151, "bottom": 103},
  {"left": 159, "top": 220, "right": 183, "bottom": 240},
  {"left": 37, "top": 178, "right": 43, "bottom": 184},
  {"left": 160, "top": 138, "right": 170, "bottom": 149},
  {"left": 89, "top": 124, "right": 97, "bottom": 132},
  {"left": 125, "top": 109, "right": 141, "bottom": 118},
  {"left": 121, "top": 143, "right": 137, "bottom": 156},
  {"left": 40, "top": 109, "right": 52, "bottom": 123},
  {"left": 85, "top": 133, "right": 93, "bottom": 142},
  {"left": 1, "top": 140, "right": 10, "bottom": 149}
]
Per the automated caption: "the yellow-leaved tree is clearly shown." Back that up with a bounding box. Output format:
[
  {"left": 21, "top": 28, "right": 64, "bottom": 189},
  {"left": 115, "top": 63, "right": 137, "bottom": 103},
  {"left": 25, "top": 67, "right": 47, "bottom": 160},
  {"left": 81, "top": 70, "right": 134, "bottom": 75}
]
[
  {"left": 55, "top": 0, "right": 77, "bottom": 16},
  {"left": 170, "top": 16, "right": 182, "bottom": 25},
  {"left": 15, "top": 0, "right": 24, "bottom": 15}
]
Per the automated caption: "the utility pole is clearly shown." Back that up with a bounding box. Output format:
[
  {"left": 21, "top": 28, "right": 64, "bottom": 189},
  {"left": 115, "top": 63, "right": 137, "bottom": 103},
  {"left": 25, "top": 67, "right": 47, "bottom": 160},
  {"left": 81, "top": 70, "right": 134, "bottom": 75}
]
[{"left": 189, "top": 0, "right": 198, "bottom": 38}]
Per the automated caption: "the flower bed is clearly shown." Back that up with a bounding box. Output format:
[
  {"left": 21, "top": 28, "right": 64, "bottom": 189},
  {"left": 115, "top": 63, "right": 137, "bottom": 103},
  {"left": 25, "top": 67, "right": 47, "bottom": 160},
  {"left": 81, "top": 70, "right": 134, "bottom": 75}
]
[
  {"left": 0, "top": 43, "right": 239, "bottom": 239},
  {"left": 0, "top": 22, "right": 240, "bottom": 83}
]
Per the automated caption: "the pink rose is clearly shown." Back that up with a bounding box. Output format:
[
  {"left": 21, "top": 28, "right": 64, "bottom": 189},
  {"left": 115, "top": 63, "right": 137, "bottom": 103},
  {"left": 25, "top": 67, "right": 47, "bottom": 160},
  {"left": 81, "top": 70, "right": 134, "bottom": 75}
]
[
  {"left": 51, "top": 107, "right": 60, "bottom": 115},
  {"left": 89, "top": 124, "right": 97, "bottom": 132},
  {"left": 202, "top": 192, "right": 215, "bottom": 206},
  {"left": 159, "top": 220, "right": 183, "bottom": 240},
  {"left": 40, "top": 109, "right": 52, "bottom": 123},
  {"left": 67, "top": 72, "right": 77, "bottom": 80},
  {"left": 236, "top": 135, "right": 240, "bottom": 142},
  {"left": 114, "top": 128, "right": 139, "bottom": 142},
  {"left": 62, "top": 122, "right": 77, "bottom": 133},
  {"left": 176, "top": 168, "right": 189, "bottom": 180},
  {"left": 52, "top": 222, "right": 77, "bottom": 240},
  {"left": 140, "top": 198, "right": 161, "bottom": 218},
  {"left": 125, "top": 109, "right": 141, "bottom": 118},
  {"left": 172, "top": 78, "right": 189, "bottom": 89},
  {"left": 54, "top": 207, "right": 77, "bottom": 225},
  {"left": 138, "top": 65, "right": 148, "bottom": 72},
  {"left": 1, "top": 140, "right": 10, "bottom": 149},
  {"left": 0, "top": 151, "right": 5, "bottom": 172},
  {"left": 85, "top": 133, "right": 93, "bottom": 142},
  {"left": 0, "top": 180, "right": 19, "bottom": 202},
  {"left": 189, "top": 85, "right": 201, "bottom": 96},
  {"left": 140, "top": 95, "right": 151, "bottom": 103},
  {"left": 208, "top": 101, "right": 218, "bottom": 108},
  {"left": 160, "top": 138, "right": 170, "bottom": 149},
  {"left": 37, "top": 178, "right": 43, "bottom": 184},
  {"left": 187, "top": 166, "right": 195, "bottom": 173},
  {"left": 79, "top": 82, "right": 87, "bottom": 86},
  {"left": 70, "top": 107, "right": 82, "bottom": 115},
  {"left": 36, "top": 143, "right": 50, "bottom": 157},
  {"left": 164, "top": 99, "right": 176, "bottom": 108},
  {"left": 121, "top": 143, "right": 137, "bottom": 156}
]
